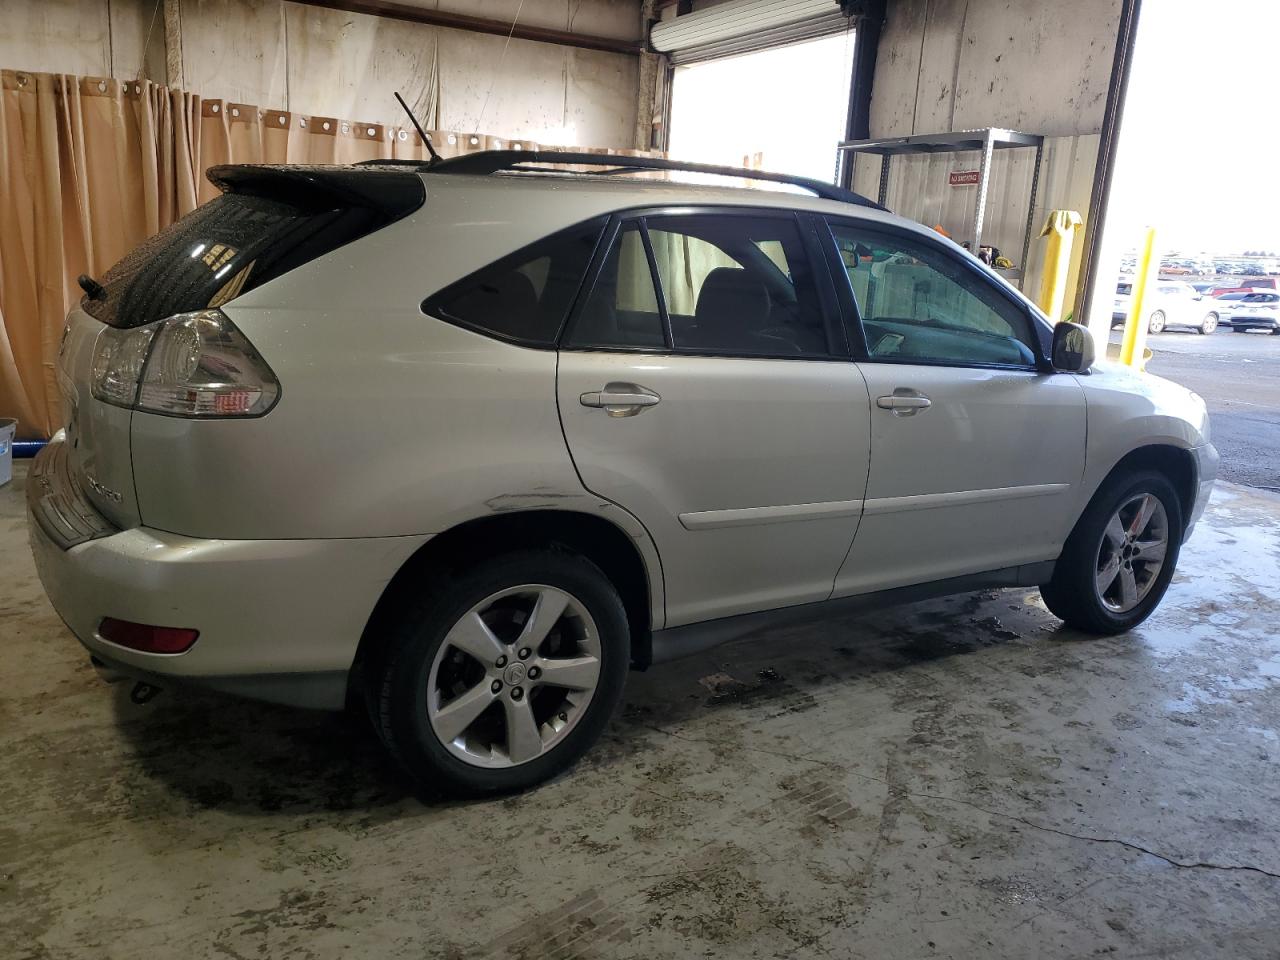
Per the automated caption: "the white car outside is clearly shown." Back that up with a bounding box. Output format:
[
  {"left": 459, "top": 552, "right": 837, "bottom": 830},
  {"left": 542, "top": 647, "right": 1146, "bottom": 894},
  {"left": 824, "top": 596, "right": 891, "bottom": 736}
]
[
  {"left": 1227, "top": 290, "right": 1280, "bottom": 334},
  {"left": 1113, "top": 279, "right": 1220, "bottom": 334},
  {"left": 27, "top": 152, "right": 1218, "bottom": 794}
]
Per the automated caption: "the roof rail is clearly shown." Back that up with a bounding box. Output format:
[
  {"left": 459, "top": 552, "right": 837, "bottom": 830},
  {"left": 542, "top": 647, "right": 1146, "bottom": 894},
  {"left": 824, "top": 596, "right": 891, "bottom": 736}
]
[{"left": 361, "top": 150, "right": 884, "bottom": 209}]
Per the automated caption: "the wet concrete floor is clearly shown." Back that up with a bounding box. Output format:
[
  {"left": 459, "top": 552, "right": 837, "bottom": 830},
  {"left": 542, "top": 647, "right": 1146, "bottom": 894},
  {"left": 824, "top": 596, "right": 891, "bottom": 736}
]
[{"left": 2, "top": 464, "right": 1278, "bottom": 958}]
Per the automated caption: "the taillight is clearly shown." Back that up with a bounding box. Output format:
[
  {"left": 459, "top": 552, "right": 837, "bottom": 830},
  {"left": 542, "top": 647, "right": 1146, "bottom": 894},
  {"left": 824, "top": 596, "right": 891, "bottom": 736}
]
[
  {"left": 90, "top": 309, "right": 279, "bottom": 417},
  {"left": 99, "top": 617, "right": 199, "bottom": 654}
]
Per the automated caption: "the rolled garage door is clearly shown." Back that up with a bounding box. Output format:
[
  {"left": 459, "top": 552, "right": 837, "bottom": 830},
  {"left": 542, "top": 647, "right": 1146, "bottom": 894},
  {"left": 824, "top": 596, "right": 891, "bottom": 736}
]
[{"left": 650, "top": 0, "right": 851, "bottom": 65}]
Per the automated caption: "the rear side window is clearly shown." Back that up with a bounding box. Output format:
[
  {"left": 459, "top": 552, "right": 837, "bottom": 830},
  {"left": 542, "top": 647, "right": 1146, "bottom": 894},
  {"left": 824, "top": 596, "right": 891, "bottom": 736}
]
[
  {"left": 425, "top": 220, "right": 606, "bottom": 346},
  {"left": 572, "top": 223, "right": 665, "bottom": 350}
]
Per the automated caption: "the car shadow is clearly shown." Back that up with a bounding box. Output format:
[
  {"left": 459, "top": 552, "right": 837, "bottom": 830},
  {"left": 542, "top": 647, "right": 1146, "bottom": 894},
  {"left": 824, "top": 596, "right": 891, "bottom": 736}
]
[
  {"left": 111, "top": 681, "right": 433, "bottom": 817},
  {"left": 116, "top": 588, "right": 1065, "bottom": 815}
]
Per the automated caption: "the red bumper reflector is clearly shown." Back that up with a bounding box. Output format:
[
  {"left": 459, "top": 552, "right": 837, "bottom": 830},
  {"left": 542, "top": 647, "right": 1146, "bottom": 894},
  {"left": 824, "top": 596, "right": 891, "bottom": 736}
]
[{"left": 99, "top": 618, "right": 199, "bottom": 654}]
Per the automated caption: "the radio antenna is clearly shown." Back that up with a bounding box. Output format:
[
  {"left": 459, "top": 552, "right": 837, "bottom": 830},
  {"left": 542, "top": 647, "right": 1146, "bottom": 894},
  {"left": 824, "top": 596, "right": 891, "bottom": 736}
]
[{"left": 395, "top": 91, "right": 440, "bottom": 164}]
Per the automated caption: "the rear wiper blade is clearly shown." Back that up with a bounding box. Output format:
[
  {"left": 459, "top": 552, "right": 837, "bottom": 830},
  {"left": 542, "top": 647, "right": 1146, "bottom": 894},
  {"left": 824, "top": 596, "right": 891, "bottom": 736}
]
[{"left": 77, "top": 274, "right": 106, "bottom": 300}]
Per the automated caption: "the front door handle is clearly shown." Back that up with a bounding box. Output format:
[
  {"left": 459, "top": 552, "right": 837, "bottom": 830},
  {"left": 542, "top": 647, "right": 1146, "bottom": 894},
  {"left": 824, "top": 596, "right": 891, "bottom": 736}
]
[
  {"left": 580, "top": 382, "right": 661, "bottom": 417},
  {"left": 876, "top": 389, "right": 932, "bottom": 416}
]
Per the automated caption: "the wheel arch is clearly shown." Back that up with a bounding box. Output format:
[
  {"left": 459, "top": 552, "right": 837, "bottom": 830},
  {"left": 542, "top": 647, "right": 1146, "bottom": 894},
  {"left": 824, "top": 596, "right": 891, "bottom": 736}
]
[
  {"left": 1094, "top": 443, "right": 1197, "bottom": 532},
  {"left": 350, "top": 509, "right": 662, "bottom": 704}
]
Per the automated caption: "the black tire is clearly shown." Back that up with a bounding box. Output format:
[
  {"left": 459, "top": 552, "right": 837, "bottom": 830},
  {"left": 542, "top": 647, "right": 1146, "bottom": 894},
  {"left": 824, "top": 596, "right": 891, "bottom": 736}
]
[
  {"left": 373, "top": 549, "right": 629, "bottom": 796},
  {"left": 1040, "top": 469, "right": 1184, "bottom": 634},
  {"left": 1233, "top": 326, "right": 1248, "bottom": 333},
  {"left": 1199, "top": 313, "right": 1218, "bottom": 335}
]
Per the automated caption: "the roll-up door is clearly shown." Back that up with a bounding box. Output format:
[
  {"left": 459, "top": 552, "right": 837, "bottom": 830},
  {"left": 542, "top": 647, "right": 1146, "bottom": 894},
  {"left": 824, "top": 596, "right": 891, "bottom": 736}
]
[{"left": 651, "top": 0, "right": 850, "bottom": 65}]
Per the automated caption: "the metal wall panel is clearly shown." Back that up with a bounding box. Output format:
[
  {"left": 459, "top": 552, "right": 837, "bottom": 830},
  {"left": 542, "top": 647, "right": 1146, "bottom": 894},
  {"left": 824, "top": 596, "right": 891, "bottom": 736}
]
[
  {"left": 868, "top": 0, "right": 1121, "bottom": 139},
  {"left": 852, "top": 134, "right": 1100, "bottom": 317}
]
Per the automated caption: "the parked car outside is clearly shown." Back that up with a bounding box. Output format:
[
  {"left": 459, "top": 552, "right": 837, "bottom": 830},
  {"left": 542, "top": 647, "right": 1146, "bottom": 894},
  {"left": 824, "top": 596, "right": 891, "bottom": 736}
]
[
  {"left": 27, "top": 153, "right": 1218, "bottom": 794},
  {"left": 1113, "top": 280, "right": 1220, "bottom": 334},
  {"left": 1228, "top": 291, "right": 1280, "bottom": 334},
  {"left": 1210, "top": 277, "right": 1277, "bottom": 297},
  {"left": 1212, "top": 290, "right": 1254, "bottom": 324}
]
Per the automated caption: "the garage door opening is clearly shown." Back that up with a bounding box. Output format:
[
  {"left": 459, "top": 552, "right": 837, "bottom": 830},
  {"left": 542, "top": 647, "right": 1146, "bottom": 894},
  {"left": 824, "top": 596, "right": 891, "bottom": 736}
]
[
  {"left": 667, "top": 32, "right": 857, "bottom": 184},
  {"left": 1086, "top": 0, "right": 1280, "bottom": 491}
]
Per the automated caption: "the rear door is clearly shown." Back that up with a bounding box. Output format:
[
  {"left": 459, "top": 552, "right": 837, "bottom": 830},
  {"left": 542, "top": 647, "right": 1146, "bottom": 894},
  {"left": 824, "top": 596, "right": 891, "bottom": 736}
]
[
  {"left": 556, "top": 209, "right": 872, "bottom": 627},
  {"left": 823, "top": 219, "right": 1087, "bottom": 596}
]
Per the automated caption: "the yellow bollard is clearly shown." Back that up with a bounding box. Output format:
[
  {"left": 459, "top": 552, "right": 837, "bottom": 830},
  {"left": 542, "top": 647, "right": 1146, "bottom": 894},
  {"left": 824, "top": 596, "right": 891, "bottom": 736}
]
[
  {"left": 1119, "top": 227, "right": 1157, "bottom": 369},
  {"left": 1037, "top": 210, "right": 1084, "bottom": 323}
]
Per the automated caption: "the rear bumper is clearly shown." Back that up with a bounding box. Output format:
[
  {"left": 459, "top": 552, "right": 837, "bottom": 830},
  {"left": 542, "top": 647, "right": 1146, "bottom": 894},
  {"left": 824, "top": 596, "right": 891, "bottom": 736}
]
[{"left": 28, "top": 440, "right": 429, "bottom": 710}]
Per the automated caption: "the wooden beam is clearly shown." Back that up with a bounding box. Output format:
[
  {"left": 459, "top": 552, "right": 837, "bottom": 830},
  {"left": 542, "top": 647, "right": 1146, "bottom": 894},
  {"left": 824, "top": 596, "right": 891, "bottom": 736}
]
[
  {"left": 290, "top": 0, "right": 645, "bottom": 56},
  {"left": 162, "top": 0, "right": 183, "bottom": 88}
]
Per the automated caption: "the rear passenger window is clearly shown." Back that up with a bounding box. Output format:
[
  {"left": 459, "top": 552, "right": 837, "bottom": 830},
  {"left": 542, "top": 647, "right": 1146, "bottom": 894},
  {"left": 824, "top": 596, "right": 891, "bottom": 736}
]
[
  {"left": 566, "top": 213, "right": 838, "bottom": 359},
  {"left": 424, "top": 219, "right": 605, "bottom": 346},
  {"left": 572, "top": 224, "right": 666, "bottom": 350}
]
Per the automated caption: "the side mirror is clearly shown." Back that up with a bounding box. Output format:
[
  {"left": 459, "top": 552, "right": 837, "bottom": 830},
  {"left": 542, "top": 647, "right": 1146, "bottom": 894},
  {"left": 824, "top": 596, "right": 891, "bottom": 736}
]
[{"left": 1051, "top": 321, "right": 1096, "bottom": 373}]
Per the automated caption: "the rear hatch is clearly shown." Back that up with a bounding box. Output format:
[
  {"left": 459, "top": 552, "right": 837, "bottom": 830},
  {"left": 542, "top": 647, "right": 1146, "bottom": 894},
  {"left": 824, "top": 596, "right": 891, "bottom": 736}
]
[{"left": 58, "top": 165, "right": 425, "bottom": 530}]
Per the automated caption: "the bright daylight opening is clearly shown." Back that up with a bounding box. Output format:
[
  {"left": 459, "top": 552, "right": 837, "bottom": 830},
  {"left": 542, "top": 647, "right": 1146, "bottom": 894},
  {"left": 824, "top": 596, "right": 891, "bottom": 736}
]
[
  {"left": 1090, "top": 0, "right": 1280, "bottom": 490},
  {"left": 1093, "top": 0, "right": 1280, "bottom": 327},
  {"left": 667, "top": 31, "right": 857, "bottom": 184}
]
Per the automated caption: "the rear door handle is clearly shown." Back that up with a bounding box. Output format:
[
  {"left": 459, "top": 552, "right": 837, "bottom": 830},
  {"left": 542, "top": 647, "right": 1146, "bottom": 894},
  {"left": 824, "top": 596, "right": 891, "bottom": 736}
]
[
  {"left": 580, "top": 382, "right": 661, "bottom": 417},
  {"left": 876, "top": 390, "right": 932, "bottom": 416}
]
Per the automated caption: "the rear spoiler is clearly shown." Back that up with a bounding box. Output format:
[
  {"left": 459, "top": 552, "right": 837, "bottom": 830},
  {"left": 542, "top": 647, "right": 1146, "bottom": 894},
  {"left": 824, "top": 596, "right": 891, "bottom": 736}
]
[{"left": 207, "top": 164, "right": 425, "bottom": 215}]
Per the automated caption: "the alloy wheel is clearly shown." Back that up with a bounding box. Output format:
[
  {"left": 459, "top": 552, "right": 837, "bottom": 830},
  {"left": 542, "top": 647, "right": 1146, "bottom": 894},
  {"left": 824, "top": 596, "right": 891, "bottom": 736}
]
[
  {"left": 1094, "top": 493, "right": 1169, "bottom": 614},
  {"left": 426, "top": 585, "right": 602, "bottom": 768}
]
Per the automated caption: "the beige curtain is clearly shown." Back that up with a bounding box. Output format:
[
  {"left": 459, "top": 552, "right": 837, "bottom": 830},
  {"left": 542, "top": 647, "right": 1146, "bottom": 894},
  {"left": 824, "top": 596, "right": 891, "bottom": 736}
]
[
  {"left": 0, "top": 71, "right": 201, "bottom": 441},
  {"left": 2, "top": 67, "right": 651, "bottom": 441}
]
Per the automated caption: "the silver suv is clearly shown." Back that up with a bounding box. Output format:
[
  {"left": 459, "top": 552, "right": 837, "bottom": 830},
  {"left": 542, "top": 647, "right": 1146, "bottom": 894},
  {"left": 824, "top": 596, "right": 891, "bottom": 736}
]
[{"left": 28, "top": 152, "right": 1217, "bottom": 794}]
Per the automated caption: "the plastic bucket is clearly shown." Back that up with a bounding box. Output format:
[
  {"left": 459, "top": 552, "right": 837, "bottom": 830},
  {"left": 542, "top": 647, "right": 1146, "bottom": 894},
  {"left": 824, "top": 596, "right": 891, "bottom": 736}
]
[{"left": 0, "top": 419, "right": 15, "bottom": 486}]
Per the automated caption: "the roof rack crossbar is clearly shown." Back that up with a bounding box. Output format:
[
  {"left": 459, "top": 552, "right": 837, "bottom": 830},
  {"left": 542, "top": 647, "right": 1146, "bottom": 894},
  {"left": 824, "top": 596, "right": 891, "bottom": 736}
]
[{"left": 416, "top": 150, "right": 884, "bottom": 209}]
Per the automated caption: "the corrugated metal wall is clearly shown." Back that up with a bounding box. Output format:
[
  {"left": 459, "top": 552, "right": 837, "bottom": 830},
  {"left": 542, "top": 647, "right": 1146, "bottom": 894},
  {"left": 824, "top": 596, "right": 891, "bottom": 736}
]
[{"left": 0, "top": 0, "right": 644, "bottom": 149}]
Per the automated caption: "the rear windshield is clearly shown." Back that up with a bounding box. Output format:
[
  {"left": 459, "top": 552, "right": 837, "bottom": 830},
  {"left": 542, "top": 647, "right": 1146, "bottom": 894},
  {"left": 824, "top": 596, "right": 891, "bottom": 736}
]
[{"left": 82, "top": 171, "right": 422, "bottom": 328}]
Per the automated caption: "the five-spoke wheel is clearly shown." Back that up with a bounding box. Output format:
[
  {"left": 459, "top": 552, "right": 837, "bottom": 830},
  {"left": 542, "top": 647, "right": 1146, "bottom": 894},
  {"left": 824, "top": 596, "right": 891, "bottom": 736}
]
[
  {"left": 373, "top": 550, "right": 629, "bottom": 795},
  {"left": 1094, "top": 493, "right": 1169, "bottom": 614},
  {"left": 428, "top": 585, "right": 602, "bottom": 768},
  {"left": 1041, "top": 470, "right": 1183, "bottom": 634}
]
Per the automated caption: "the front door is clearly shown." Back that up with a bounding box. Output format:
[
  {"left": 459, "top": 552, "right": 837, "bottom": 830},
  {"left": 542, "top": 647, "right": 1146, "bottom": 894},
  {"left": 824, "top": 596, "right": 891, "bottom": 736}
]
[
  {"left": 823, "top": 220, "right": 1088, "bottom": 596},
  {"left": 557, "top": 210, "right": 871, "bottom": 626}
]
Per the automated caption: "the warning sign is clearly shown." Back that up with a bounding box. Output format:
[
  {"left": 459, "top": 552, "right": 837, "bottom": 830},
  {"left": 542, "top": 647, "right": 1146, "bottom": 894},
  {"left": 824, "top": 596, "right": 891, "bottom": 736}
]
[{"left": 949, "top": 170, "right": 980, "bottom": 186}]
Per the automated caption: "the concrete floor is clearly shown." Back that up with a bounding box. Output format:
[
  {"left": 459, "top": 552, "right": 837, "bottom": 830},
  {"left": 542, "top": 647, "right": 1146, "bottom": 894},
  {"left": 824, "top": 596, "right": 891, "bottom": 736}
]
[{"left": 3, "top": 462, "right": 1280, "bottom": 960}]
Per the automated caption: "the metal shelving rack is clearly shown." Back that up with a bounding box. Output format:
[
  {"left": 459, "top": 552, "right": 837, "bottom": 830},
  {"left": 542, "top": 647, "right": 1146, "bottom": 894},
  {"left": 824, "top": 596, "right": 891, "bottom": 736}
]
[{"left": 835, "top": 128, "right": 1045, "bottom": 283}]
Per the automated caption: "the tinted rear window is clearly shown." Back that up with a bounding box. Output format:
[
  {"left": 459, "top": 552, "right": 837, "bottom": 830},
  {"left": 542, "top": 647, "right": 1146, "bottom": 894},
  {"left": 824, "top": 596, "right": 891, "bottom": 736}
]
[
  {"left": 424, "top": 219, "right": 606, "bottom": 346},
  {"left": 83, "top": 170, "right": 423, "bottom": 328}
]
